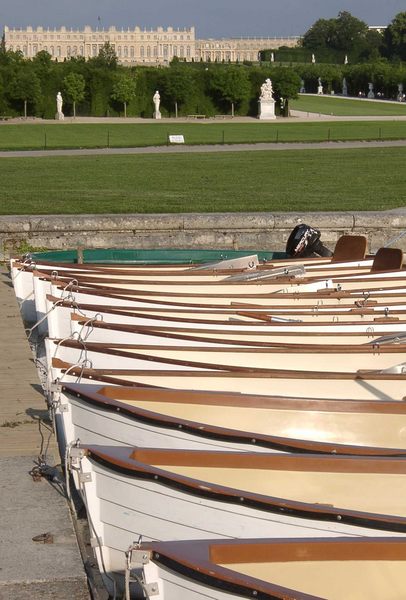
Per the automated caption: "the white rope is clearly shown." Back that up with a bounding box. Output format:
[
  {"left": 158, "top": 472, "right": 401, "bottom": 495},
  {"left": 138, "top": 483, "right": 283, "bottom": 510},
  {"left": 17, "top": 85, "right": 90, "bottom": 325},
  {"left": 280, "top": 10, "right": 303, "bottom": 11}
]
[
  {"left": 13, "top": 257, "right": 36, "bottom": 280},
  {"left": 25, "top": 298, "right": 65, "bottom": 339},
  {"left": 78, "top": 314, "right": 104, "bottom": 342},
  {"left": 53, "top": 357, "right": 94, "bottom": 387},
  {"left": 55, "top": 332, "right": 90, "bottom": 368},
  {"left": 384, "top": 229, "right": 406, "bottom": 249}
]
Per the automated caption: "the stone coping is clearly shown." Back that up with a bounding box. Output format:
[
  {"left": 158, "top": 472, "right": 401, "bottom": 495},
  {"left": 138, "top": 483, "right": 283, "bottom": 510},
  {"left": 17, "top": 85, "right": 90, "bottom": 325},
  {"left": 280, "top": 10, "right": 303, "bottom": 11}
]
[
  {"left": 2, "top": 212, "right": 406, "bottom": 256},
  {"left": 2, "top": 212, "right": 406, "bottom": 233}
]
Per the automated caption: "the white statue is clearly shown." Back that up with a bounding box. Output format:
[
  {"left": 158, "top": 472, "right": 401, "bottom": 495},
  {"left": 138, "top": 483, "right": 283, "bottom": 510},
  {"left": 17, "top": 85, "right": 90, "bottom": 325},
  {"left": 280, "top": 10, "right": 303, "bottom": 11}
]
[
  {"left": 258, "top": 78, "right": 276, "bottom": 120},
  {"left": 344, "top": 55, "right": 348, "bottom": 65},
  {"left": 153, "top": 90, "right": 161, "bottom": 119},
  {"left": 367, "top": 82, "right": 375, "bottom": 99},
  {"left": 270, "top": 52, "right": 274, "bottom": 62},
  {"left": 317, "top": 78, "right": 323, "bottom": 95},
  {"left": 56, "top": 91, "right": 64, "bottom": 120},
  {"left": 311, "top": 53, "right": 316, "bottom": 64},
  {"left": 259, "top": 78, "right": 274, "bottom": 102}
]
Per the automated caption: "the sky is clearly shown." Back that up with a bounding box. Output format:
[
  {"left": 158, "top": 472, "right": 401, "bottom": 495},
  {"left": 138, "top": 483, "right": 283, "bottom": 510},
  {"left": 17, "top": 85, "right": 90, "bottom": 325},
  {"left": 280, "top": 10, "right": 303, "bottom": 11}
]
[{"left": 1, "top": 0, "right": 404, "bottom": 38}]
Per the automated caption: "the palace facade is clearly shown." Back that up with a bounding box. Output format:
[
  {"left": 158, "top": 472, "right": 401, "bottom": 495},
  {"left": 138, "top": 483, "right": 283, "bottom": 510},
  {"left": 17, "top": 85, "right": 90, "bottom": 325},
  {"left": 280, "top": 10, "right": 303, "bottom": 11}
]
[{"left": 3, "top": 25, "right": 299, "bottom": 64}]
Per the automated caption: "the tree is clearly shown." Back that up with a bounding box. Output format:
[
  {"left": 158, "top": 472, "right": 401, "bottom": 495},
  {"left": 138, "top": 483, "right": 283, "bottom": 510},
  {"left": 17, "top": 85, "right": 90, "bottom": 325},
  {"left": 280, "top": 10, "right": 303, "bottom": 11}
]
[
  {"left": 302, "top": 18, "right": 336, "bottom": 50},
  {"left": 332, "top": 11, "right": 368, "bottom": 52},
  {"left": 360, "top": 29, "right": 385, "bottom": 61},
  {"left": 111, "top": 73, "right": 136, "bottom": 117},
  {"left": 302, "top": 11, "right": 369, "bottom": 57},
  {"left": 208, "top": 67, "right": 250, "bottom": 116},
  {"left": 161, "top": 67, "right": 194, "bottom": 116},
  {"left": 8, "top": 70, "right": 41, "bottom": 117},
  {"left": 270, "top": 67, "right": 301, "bottom": 100},
  {"left": 32, "top": 50, "right": 53, "bottom": 69},
  {"left": 92, "top": 42, "right": 118, "bottom": 69},
  {"left": 384, "top": 12, "right": 406, "bottom": 60},
  {"left": 63, "top": 72, "right": 86, "bottom": 117}
]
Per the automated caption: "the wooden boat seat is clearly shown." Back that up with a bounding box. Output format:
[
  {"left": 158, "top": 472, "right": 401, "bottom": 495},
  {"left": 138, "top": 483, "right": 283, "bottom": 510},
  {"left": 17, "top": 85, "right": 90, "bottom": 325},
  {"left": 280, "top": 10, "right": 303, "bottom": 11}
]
[
  {"left": 371, "top": 247, "right": 404, "bottom": 272},
  {"left": 331, "top": 235, "right": 367, "bottom": 262}
]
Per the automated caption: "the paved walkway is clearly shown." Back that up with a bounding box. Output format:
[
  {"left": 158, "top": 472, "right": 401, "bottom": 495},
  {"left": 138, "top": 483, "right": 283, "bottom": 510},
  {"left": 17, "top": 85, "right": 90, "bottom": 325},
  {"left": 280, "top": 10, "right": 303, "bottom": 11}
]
[
  {"left": 0, "top": 138, "right": 406, "bottom": 159},
  {"left": 0, "top": 267, "right": 89, "bottom": 599}
]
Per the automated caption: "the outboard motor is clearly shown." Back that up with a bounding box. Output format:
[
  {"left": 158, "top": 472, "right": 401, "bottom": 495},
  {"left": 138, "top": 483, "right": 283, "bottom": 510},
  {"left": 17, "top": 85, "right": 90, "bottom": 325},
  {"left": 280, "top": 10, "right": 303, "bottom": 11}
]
[{"left": 286, "top": 224, "right": 332, "bottom": 258}]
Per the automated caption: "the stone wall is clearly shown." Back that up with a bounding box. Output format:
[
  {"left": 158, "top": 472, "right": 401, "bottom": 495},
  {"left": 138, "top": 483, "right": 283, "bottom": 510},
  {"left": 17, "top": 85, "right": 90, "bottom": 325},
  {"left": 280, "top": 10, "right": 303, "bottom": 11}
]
[{"left": 1, "top": 212, "right": 406, "bottom": 258}]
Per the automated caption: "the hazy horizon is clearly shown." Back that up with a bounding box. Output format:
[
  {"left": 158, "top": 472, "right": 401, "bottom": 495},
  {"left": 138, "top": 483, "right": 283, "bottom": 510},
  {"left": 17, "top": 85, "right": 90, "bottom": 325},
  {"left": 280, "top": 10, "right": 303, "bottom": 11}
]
[{"left": 1, "top": 0, "right": 405, "bottom": 39}]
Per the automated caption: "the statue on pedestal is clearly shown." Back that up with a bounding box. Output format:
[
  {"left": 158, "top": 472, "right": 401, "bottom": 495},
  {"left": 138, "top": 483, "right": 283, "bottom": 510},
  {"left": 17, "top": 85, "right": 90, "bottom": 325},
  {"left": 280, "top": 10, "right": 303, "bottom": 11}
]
[
  {"left": 153, "top": 90, "right": 161, "bottom": 119},
  {"left": 317, "top": 77, "right": 323, "bottom": 95},
  {"left": 367, "top": 82, "right": 375, "bottom": 99},
  {"left": 260, "top": 79, "right": 274, "bottom": 101},
  {"left": 258, "top": 78, "right": 276, "bottom": 120},
  {"left": 311, "top": 54, "right": 316, "bottom": 64},
  {"left": 342, "top": 77, "right": 348, "bottom": 96},
  {"left": 55, "top": 91, "right": 64, "bottom": 121}
]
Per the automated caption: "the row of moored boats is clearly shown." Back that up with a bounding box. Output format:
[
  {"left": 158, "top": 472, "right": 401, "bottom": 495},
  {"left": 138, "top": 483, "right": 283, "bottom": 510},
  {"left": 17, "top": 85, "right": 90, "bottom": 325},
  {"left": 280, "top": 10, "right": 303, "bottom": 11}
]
[{"left": 10, "top": 235, "right": 406, "bottom": 599}]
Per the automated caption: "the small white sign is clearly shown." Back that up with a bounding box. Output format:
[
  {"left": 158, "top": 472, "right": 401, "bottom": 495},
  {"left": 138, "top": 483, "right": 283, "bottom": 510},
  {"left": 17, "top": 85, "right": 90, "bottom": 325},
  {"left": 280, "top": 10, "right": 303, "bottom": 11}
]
[{"left": 169, "top": 135, "right": 185, "bottom": 144}]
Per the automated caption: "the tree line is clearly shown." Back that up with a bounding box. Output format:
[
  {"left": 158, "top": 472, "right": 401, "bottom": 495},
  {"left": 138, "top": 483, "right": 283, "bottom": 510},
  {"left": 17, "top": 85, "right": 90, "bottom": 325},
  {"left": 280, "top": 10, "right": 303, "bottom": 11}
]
[
  {"left": 0, "top": 10, "right": 405, "bottom": 119},
  {"left": 262, "top": 11, "right": 406, "bottom": 65}
]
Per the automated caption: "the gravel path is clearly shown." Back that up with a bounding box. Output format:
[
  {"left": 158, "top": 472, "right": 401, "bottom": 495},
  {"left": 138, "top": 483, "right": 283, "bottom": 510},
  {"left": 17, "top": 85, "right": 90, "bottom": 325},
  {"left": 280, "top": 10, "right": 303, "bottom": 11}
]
[{"left": 0, "top": 138, "right": 405, "bottom": 158}]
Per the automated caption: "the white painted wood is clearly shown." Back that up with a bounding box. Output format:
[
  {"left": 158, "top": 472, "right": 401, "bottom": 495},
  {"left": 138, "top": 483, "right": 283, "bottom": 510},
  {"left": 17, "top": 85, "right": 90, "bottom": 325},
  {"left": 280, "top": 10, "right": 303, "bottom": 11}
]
[{"left": 76, "top": 450, "right": 406, "bottom": 595}]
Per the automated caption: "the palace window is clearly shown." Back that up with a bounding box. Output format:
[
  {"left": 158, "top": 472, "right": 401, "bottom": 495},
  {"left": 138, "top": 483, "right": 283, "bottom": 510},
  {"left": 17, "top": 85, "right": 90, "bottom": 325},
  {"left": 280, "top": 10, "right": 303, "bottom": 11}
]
[
  {"left": 140, "top": 46, "right": 145, "bottom": 57},
  {"left": 130, "top": 46, "right": 134, "bottom": 57},
  {"left": 146, "top": 46, "right": 151, "bottom": 57}
]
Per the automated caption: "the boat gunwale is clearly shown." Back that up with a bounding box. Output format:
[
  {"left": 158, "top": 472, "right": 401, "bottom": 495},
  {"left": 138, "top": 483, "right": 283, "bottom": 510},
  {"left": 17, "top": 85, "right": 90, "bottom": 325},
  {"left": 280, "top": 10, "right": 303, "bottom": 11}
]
[
  {"left": 52, "top": 355, "right": 406, "bottom": 381},
  {"left": 82, "top": 444, "right": 406, "bottom": 532},
  {"left": 70, "top": 311, "right": 406, "bottom": 327},
  {"left": 62, "top": 382, "right": 406, "bottom": 456},
  {"left": 55, "top": 336, "right": 406, "bottom": 355},
  {"left": 46, "top": 294, "right": 406, "bottom": 318},
  {"left": 51, "top": 279, "right": 406, "bottom": 299},
  {"left": 140, "top": 537, "right": 406, "bottom": 600}
]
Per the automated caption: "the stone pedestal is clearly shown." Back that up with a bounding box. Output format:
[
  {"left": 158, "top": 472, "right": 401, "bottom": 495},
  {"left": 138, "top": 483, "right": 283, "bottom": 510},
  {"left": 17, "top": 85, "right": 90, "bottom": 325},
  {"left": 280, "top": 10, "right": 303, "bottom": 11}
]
[
  {"left": 55, "top": 112, "right": 64, "bottom": 121},
  {"left": 258, "top": 100, "right": 275, "bottom": 120},
  {"left": 317, "top": 86, "right": 323, "bottom": 95},
  {"left": 153, "top": 111, "right": 161, "bottom": 120}
]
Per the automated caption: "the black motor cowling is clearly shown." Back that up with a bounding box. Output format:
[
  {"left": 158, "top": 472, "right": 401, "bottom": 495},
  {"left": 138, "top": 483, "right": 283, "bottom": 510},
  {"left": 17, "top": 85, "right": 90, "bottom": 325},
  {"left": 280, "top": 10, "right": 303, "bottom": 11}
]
[{"left": 285, "top": 224, "right": 333, "bottom": 258}]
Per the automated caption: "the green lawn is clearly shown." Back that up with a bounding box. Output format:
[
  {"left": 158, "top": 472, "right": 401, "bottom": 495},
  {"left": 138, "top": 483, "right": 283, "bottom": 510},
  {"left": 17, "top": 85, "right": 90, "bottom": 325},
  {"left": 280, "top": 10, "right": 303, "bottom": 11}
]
[
  {"left": 291, "top": 95, "right": 406, "bottom": 116},
  {"left": 1, "top": 147, "right": 405, "bottom": 214},
  {"left": 0, "top": 120, "right": 406, "bottom": 151}
]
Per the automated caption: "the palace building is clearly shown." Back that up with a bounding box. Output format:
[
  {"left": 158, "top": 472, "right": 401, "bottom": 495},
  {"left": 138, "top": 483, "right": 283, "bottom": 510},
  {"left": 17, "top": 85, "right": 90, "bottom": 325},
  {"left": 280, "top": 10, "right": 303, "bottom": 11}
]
[{"left": 3, "top": 25, "right": 299, "bottom": 64}]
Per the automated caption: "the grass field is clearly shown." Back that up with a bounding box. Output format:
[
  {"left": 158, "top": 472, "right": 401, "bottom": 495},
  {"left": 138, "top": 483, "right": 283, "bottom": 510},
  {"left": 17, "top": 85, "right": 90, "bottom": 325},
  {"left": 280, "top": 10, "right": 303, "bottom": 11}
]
[
  {"left": 1, "top": 147, "right": 405, "bottom": 214},
  {"left": 291, "top": 95, "right": 406, "bottom": 116},
  {"left": 0, "top": 120, "right": 406, "bottom": 151}
]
